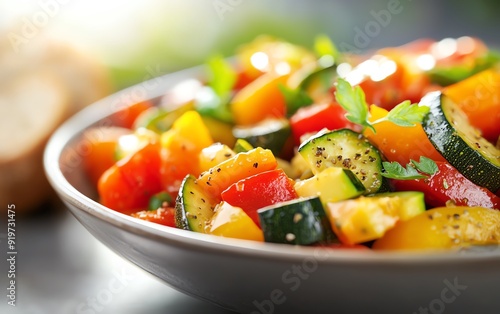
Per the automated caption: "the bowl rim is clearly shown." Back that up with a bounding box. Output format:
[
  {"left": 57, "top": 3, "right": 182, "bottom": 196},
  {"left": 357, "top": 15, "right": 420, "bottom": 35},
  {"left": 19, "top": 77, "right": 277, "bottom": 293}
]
[{"left": 44, "top": 65, "right": 500, "bottom": 266}]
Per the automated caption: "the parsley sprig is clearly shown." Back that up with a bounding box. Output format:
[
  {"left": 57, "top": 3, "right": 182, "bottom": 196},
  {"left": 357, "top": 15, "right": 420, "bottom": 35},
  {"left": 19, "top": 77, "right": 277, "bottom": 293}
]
[
  {"left": 334, "top": 78, "right": 437, "bottom": 180},
  {"left": 334, "top": 78, "right": 430, "bottom": 133},
  {"left": 335, "top": 78, "right": 373, "bottom": 132},
  {"left": 382, "top": 156, "right": 439, "bottom": 180}
]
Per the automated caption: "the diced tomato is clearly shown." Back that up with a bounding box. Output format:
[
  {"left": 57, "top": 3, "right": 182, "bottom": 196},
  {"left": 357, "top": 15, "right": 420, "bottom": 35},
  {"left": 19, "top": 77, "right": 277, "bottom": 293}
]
[
  {"left": 364, "top": 105, "right": 446, "bottom": 164},
  {"left": 98, "top": 143, "right": 163, "bottom": 214},
  {"left": 131, "top": 207, "right": 176, "bottom": 227},
  {"left": 221, "top": 169, "right": 298, "bottom": 227},
  {"left": 82, "top": 127, "right": 132, "bottom": 185},
  {"left": 392, "top": 161, "right": 500, "bottom": 209},
  {"left": 290, "top": 102, "right": 358, "bottom": 146}
]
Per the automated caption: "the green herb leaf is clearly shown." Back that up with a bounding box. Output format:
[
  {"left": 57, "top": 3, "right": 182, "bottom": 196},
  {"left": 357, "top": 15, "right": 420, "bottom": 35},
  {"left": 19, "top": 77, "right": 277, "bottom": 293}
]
[
  {"left": 381, "top": 161, "right": 428, "bottom": 180},
  {"left": 207, "top": 54, "right": 237, "bottom": 98},
  {"left": 334, "top": 78, "right": 374, "bottom": 132},
  {"left": 334, "top": 79, "right": 430, "bottom": 133},
  {"left": 385, "top": 100, "right": 430, "bottom": 127},
  {"left": 411, "top": 156, "right": 439, "bottom": 175},
  {"left": 278, "top": 84, "right": 313, "bottom": 115}
]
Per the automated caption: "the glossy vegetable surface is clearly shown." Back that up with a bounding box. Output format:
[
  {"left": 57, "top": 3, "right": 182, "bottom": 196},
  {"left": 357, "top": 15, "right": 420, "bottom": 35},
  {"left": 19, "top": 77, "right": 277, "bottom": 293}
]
[
  {"left": 373, "top": 206, "right": 500, "bottom": 250},
  {"left": 86, "top": 35, "right": 500, "bottom": 251}
]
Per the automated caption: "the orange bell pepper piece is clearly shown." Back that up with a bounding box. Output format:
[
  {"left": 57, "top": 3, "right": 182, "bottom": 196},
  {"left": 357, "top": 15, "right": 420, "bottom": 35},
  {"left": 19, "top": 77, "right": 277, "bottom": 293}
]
[
  {"left": 197, "top": 147, "right": 277, "bottom": 200},
  {"left": 444, "top": 68, "right": 500, "bottom": 143},
  {"left": 230, "top": 73, "right": 289, "bottom": 125},
  {"left": 364, "top": 105, "right": 446, "bottom": 164}
]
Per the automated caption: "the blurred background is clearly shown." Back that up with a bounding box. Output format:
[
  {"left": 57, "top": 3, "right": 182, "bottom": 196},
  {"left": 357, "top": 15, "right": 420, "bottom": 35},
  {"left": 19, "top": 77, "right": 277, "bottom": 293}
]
[
  {"left": 2, "top": 0, "right": 500, "bottom": 89},
  {"left": 0, "top": 0, "right": 499, "bottom": 313}
]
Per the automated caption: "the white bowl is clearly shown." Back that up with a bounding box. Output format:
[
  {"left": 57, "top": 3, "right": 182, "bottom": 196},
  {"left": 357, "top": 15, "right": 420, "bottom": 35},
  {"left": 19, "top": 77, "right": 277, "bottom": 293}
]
[{"left": 44, "top": 66, "right": 500, "bottom": 314}]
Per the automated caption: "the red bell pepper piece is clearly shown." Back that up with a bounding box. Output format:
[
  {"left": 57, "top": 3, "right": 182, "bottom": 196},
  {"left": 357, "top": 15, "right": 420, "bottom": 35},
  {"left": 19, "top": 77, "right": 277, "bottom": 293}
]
[
  {"left": 98, "top": 143, "right": 163, "bottom": 214},
  {"left": 392, "top": 161, "right": 500, "bottom": 209},
  {"left": 221, "top": 169, "right": 298, "bottom": 227},
  {"left": 289, "top": 102, "right": 357, "bottom": 146}
]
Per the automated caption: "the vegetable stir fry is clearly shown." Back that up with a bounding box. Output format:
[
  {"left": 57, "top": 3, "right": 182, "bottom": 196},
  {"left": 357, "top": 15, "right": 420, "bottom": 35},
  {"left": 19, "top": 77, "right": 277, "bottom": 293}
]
[{"left": 84, "top": 35, "right": 500, "bottom": 251}]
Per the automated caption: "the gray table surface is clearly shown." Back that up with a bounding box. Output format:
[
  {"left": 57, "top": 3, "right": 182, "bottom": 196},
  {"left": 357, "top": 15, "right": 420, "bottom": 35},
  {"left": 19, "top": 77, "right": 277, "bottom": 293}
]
[{"left": 0, "top": 203, "right": 237, "bottom": 314}]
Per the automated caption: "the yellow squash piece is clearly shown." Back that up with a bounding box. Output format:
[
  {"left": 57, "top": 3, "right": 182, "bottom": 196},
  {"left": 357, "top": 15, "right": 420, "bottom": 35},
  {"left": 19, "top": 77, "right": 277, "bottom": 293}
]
[
  {"left": 294, "top": 167, "right": 365, "bottom": 205},
  {"left": 209, "top": 202, "right": 264, "bottom": 241},
  {"left": 373, "top": 206, "right": 500, "bottom": 251}
]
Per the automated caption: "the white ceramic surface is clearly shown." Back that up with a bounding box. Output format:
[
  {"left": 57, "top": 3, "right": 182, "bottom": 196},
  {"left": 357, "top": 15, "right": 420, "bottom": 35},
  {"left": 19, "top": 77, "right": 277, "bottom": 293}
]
[{"left": 44, "top": 67, "right": 500, "bottom": 314}]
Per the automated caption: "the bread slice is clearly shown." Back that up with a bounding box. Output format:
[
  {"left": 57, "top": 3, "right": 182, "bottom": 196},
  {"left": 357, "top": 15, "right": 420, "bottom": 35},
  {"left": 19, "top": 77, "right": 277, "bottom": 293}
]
[
  {"left": 0, "top": 27, "right": 113, "bottom": 213},
  {"left": 1, "top": 31, "right": 112, "bottom": 113},
  {"left": 0, "top": 71, "right": 70, "bottom": 213}
]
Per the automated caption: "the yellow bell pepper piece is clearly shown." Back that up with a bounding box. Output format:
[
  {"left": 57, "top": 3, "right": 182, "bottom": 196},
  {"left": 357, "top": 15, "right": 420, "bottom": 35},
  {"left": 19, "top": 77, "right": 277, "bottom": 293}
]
[{"left": 209, "top": 202, "right": 264, "bottom": 241}]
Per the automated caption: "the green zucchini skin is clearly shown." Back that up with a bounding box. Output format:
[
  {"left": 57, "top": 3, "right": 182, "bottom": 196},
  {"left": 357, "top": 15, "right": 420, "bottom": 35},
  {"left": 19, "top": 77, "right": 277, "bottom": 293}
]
[
  {"left": 258, "top": 197, "right": 337, "bottom": 245},
  {"left": 232, "top": 118, "right": 292, "bottom": 157},
  {"left": 175, "top": 174, "right": 216, "bottom": 233},
  {"left": 421, "top": 91, "right": 500, "bottom": 193},
  {"left": 299, "top": 64, "right": 337, "bottom": 92},
  {"left": 298, "top": 128, "right": 390, "bottom": 194}
]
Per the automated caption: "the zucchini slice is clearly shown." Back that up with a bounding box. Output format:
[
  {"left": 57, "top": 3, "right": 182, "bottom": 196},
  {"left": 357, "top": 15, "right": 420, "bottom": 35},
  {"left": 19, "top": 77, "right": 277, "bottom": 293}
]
[
  {"left": 422, "top": 92, "right": 500, "bottom": 193},
  {"left": 258, "top": 197, "right": 337, "bottom": 245},
  {"left": 299, "top": 64, "right": 337, "bottom": 102},
  {"left": 232, "top": 118, "right": 292, "bottom": 156},
  {"left": 298, "top": 128, "right": 389, "bottom": 194},
  {"left": 294, "top": 167, "right": 365, "bottom": 205},
  {"left": 175, "top": 174, "right": 217, "bottom": 233}
]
